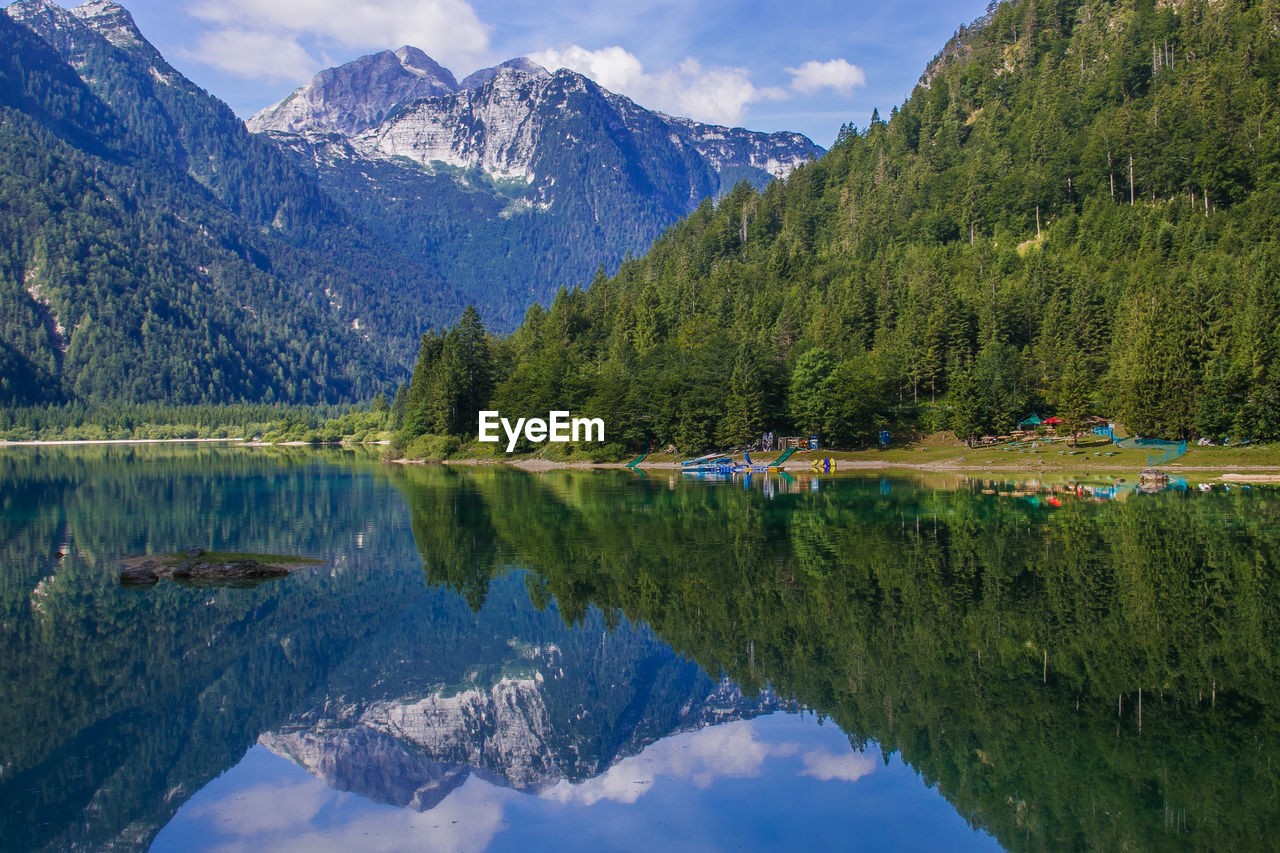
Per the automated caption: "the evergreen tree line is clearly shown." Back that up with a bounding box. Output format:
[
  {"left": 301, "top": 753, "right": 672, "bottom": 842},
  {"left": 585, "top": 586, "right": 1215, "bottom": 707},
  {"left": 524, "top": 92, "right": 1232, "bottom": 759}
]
[
  {"left": 397, "top": 0, "right": 1280, "bottom": 452},
  {"left": 0, "top": 398, "right": 392, "bottom": 442}
]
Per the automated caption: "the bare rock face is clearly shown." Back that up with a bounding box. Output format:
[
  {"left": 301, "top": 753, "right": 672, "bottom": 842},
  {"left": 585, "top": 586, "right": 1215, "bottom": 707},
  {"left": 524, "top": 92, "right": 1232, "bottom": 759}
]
[
  {"left": 261, "top": 676, "right": 558, "bottom": 808},
  {"left": 256, "top": 56, "right": 819, "bottom": 185},
  {"left": 119, "top": 561, "right": 159, "bottom": 586},
  {"left": 6, "top": 0, "right": 159, "bottom": 67},
  {"left": 260, "top": 726, "right": 474, "bottom": 811},
  {"left": 248, "top": 46, "right": 460, "bottom": 135},
  {"left": 459, "top": 57, "right": 550, "bottom": 91},
  {"left": 167, "top": 560, "right": 290, "bottom": 582}
]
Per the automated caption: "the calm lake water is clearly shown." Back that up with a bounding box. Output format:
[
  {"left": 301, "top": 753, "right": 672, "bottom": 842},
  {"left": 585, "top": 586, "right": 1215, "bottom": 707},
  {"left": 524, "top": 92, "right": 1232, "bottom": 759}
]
[{"left": 1, "top": 446, "right": 1277, "bottom": 852}]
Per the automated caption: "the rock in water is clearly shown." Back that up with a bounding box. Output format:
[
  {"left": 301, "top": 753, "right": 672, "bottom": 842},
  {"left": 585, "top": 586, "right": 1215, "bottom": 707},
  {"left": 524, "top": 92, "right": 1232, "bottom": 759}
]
[
  {"left": 119, "top": 553, "right": 311, "bottom": 587},
  {"left": 119, "top": 561, "right": 159, "bottom": 586},
  {"left": 169, "top": 560, "right": 289, "bottom": 581}
]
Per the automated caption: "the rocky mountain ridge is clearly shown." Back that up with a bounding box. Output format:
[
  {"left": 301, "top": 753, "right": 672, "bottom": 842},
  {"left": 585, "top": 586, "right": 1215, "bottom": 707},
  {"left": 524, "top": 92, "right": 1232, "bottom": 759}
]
[
  {"left": 247, "top": 46, "right": 462, "bottom": 136},
  {"left": 260, "top": 668, "right": 783, "bottom": 812},
  {"left": 252, "top": 51, "right": 817, "bottom": 186},
  {"left": 250, "top": 48, "right": 822, "bottom": 328}
]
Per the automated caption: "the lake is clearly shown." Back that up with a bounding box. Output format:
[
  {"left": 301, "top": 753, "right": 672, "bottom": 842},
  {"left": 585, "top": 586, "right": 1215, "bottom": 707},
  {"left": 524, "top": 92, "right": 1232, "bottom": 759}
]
[{"left": 1, "top": 446, "right": 1276, "bottom": 851}]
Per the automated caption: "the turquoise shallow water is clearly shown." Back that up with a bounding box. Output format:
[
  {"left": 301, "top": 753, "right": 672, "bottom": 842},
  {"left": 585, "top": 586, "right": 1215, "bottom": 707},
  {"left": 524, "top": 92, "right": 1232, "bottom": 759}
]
[{"left": 1, "top": 445, "right": 1277, "bottom": 851}]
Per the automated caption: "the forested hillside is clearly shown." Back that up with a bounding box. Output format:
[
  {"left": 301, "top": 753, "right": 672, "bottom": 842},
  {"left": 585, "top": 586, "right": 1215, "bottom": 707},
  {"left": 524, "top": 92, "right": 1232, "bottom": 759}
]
[
  {"left": 402, "top": 0, "right": 1280, "bottom": 450},
  {"left": 0, "top": 2, "right": 454, "bottom": 406}
]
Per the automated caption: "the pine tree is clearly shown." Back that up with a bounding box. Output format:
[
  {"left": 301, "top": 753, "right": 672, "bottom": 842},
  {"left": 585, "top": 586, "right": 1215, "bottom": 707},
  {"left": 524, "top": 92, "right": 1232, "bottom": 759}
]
[
  {"left": 789, "top": 348, "right": 838, "bottom": 438},
  {"left": 1054, "top": 350, "right": 1092, "bottom": 446},
  {"left": 720, "top": 346, "right": 764, "bottom": 448},
  {"left": 948, "top": 360, "right": 984, "bottom": 446},
  {"left": 974, "top": 342, "right": 1029, "bottom": 435},
  {"left": 402, "top": 332, "right": 444, "bottom": 440},
  {"left": 389, "top": 383, "right": 408, "bottom": 430},
  {"left": 429, "top": 333, "right": 466, "bottom": 435},
  {"left": 454, "top": 305, "right": 493, "bottom": 437}
]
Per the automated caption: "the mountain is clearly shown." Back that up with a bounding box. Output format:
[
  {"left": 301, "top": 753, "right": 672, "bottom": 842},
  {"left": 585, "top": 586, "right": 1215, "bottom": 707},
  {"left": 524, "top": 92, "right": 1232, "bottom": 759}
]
[
  {"left": 252, "top": 51, "right": 822, "bottom": 329},
  {"left": 398, "top": 0, "right": 1280, "bottom": 450},
  {"left": 260, "top": 674, "right": 779, "bottom": 811},
  {"left": 247, "top": 45, "right": 460, "bottom": 136},
  {"left": 458, "top": 56, "right": 549, "bottom": 90},
  {"left": 0, "top": 0, "right": 456, "bottom": 405},
  {"left": 0, "top": 1, "right": 822, "bottom": 406}
]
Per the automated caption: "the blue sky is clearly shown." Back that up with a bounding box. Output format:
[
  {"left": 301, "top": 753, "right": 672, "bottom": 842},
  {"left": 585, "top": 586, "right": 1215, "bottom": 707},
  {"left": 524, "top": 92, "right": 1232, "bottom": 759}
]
[{"left": 49, "top": 0, "right": 993, "bottom": 146}]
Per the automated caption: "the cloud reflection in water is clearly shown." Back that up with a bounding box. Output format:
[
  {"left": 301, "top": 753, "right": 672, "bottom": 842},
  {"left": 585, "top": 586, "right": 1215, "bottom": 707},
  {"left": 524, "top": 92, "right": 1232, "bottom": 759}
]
[{"left": 154, "top": 713, "right": 999, "bottom": 852}]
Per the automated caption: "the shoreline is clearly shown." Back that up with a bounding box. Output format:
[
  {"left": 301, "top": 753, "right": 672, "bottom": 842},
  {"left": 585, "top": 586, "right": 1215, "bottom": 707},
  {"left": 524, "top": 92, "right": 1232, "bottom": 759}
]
[
  {"left": 0, "top": 437, "right": 247, "bottom": 447},
  {"left": 7, "top": 439, "right": 1274, "bottom": 482},
  {"left": 1, "top": 438, "right": 391, "bottom": 448},
  {"left": 411, "top": 455, "right": 1280, "bottom": 480}
]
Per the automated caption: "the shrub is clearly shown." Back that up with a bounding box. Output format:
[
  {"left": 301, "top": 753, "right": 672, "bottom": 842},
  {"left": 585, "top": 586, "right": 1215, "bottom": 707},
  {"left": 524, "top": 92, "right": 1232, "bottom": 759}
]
[
  {"left": 402, "top": 433, "right": 461, "bottom": 461},
  {"left": 590, "top": 442, "right": 627, "bottom": 463}
]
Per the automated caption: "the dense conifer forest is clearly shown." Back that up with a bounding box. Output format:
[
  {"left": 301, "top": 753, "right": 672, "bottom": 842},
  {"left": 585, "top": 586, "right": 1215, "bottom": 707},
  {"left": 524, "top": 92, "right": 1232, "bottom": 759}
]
[
  {"left": 401, "top": 0, "right": 1280, "bottom": 451},
  {"left": 0, "top": 7, "right": 452, "bottom": 407}
]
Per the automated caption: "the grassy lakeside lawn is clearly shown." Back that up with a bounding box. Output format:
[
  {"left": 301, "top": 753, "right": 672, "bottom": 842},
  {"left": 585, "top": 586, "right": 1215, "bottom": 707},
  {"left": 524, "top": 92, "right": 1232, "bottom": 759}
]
[{"left": 790, "top": 436, "right": 1280, "bottom": 480}]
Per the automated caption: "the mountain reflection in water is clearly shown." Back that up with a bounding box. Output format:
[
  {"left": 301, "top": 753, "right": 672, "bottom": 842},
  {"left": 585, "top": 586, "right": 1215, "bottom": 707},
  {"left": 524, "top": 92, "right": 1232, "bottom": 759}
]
[{"left": 1, "top": 447, "right": 1276, "bottom": 851}]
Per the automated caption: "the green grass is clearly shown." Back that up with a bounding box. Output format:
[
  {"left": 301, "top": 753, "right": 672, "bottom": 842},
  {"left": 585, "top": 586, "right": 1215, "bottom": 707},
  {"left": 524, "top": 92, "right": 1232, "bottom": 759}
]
[
  {"left": 688, "top": 435, "right": 1280, "bottom": 473},
  {"left": 1169, "top": 444, "right": 1280, "bottom": 468},
  {"left": 827, "top": 434, "right": 1152, "bottom": 466}
]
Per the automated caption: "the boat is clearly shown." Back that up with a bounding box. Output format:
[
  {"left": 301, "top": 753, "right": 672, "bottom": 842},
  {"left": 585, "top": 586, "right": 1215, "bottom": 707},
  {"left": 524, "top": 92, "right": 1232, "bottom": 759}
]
[{"left": 680, "top": 453, "right": 735, "bottom": 473}]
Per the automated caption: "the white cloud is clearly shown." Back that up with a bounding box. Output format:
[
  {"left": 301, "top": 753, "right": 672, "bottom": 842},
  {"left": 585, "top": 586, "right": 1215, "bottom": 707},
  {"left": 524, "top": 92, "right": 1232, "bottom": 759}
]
[
  {"left": 531, "top": 45, "right": 643, "bottom": 93},
  {"left": 785, "top": 59, "right": 867, "bottom": 95},
  {"left": 543, "top": 719, "right": 796, "bottom": 806},
  {"left": 183, "top": 773, "right": 508, "bottom": 853},
  {"left": 186, "top": 0, "right": 492, "bottom": 80},
  {"left": 529, "top": 45, "right": 786, "bottom": 127},
  {"left": 185, "top": 28, "right": 315, "bottom": 81},
  {"left": 800, "top": 748, "right": 877, "bottom": 783}
]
